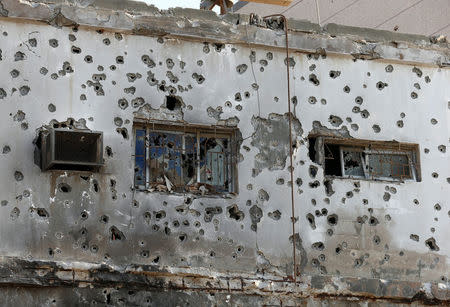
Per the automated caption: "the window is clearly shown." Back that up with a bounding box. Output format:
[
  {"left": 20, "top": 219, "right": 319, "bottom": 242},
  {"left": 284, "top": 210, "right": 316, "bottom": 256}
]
[
  {"left": 309, "top": 136, "right": 420, "bottom": 182},
  {"left": 133, "top": 122, "right": 238, "bottom": 194}
]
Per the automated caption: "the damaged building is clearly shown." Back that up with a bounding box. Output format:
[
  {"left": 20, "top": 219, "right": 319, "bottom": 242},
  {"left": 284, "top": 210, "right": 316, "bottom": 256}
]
[{"left": 0, "top": 0, "right": 449, "bottom": 305}]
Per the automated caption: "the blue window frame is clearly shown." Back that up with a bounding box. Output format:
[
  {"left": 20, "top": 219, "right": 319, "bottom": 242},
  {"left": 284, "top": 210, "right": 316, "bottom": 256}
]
[{"left": 134, "top": 123, "right": 236, "bottom": 194}]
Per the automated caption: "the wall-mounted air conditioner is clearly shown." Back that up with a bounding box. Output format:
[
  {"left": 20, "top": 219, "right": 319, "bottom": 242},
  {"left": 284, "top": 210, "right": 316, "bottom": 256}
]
[{"left": 34, "top": 128, "right": 103, "bottom": 171}]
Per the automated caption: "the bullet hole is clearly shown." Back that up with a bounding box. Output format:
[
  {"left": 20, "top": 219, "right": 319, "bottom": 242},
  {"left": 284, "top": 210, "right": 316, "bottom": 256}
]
[
  {"left": 21, "top": 122, "right": 28, "bottom": 130},
  {"left": 116, "top": 56, "right": 124, "bottom": 64},
  {"left": 103, "top": 38, "right": 111, "bottom": 45},
  {"left": 312, "top": 242, "right": 324, "bottom": 251},
  {"left": 376, "top": 81, "right": 387, "bottom": 90},
  {"left": 431, "top": 172, "right": 438, "bottom": 178},
  {"left": 80, "top": 210, "right": 89, "bottom": 220},
  {"left": 412, "top": 67, "right": 422, "bottom": 77},
  {"left": 19, "top": 85, "right": 30, "bottom": 96},
  {"left": 369, "top": 216, "right": 379, "bottom": 226},
  {"left": 2, "top": 145, "right": 10, "bottom": 154},
  {"left": 372, "top": 125, "right": 381, "bottom": 133},
  {"left": 0, "top": 88, "right": 6, "bottom": 99},
  {"left": 306, "top": 213, "right": 316, "bottom": 230},
  {"left": 49, "top": 39, "right": 59, "bottom": 48},
  {"left": 327, "top": 214, "right": 338, "bottom": 226},
  {"left": 92, "top": 74, "right": 106, "bottom": 81},
  {"left": 80, "top": 94, "right": 86, "bottom": 101},
  {"left": 385, "top": 65, "right": 393, "bottom": 73},
  {"left": 411, "top": 92, "right": 418, "bottom": 99},
  {"left": 343, "top": 85, "right": 351, "bottom": 93},
  {"left": 430, "top": 118, "right": 438, "bottom": 125},
  {"left": 153, "top": 210, "right": 166, "bottom": 221},
  {"left": 268, "top": 210, "right": 281, "bottom": 220},
  {"left": 308, "top": 96, "right": 317, "bottom": 104},
  {"left": 438, "top": 145, "right": 446, "bottom": 153},
  {"left": 141, "top": 55, "right": 155, "bottom": 68},
  {"left": 309, "top": 74, "right": 319, "bottom": 86},
  {"left": 10, "top": 207, "right": 20, "bottom": 220},
  {"left": 328, "top": 115, "right": 343, "bottom": 127},
  {"left": 13, "top": 170, "right": 24, "bottom": 182},
  {"left": 213, "top": 43, "right": 224, "bottom": 52},
  {"left": 178, "top": 233, "right": 187, "bottom": 242},
  {"left": 414, "top": 83, "right": 421, "bottom": 90},
  {"left": 113, "top": 117, "right": 123, "bottom": 127},
  {"left": 164, "top": 226, "right": 171, "bottom": 235},
  {"left": 410, "top": 234, "right": 419, "bottom": 242},
  {"left": 350, "top": 123, "right": 359, "bottom": 131},
  {"left": 192, "top": 73, "right": 205, "bottom": 84},
  {"left": 315, "top": 210, "right": 321, "bottom": 217},
  {"left": 355, "top": 96, "right": 363, "bottom": 105},
  {"left": 425, "top": 237, "right": 439, "bottom": 251},
  {"left": 70, "top": 45, "right": 82, "bottom": 54},
  {"left": 84, "top": 55, "right": 93, "bottom": 63},
  {"left": 250, "top": 205, "right": 263, "bottom": 231},
  {"left": 50, "top": 73, "right": 59, "bottom": 80},
  {"left": 373, "top": 235, "right": 381, "bottom": 245},
  {"left": 164, "top": 95, "right": 183, "bottom": 111},
  {"left": 352, "top": 106, "right": 360, "bottom": 113},
  {"left": 172, "top": 220, "right": 180, "bottom": 228},
  {"left": 354, "top": 257, "right": 364, "bottom": 268},
  {"left": 397, "top": 120, "right": 404, "bottom": 128},
  {"left": 284, "top": 57, "right": 295, "bottom": 67},
  {"left": 400, "top": 112, "right": 405, "bottom": 118},
  {"left": 110, "top": 226, "right": 125, "bottom": 241},
  {"left": 118, "top": 98, "right": 129, "bottom": 110},
  {"left": 10, "top": 69, "right": 19, "bottom": 78},
  {"left": 424, "top": 148, "right": 430, "bottom": 154},
  {"left": 67, "top": 34, "right": 76, "bottom": 42},
  {"left": 258, "top": 189, "right": 269, "bottom": 202},
  {"left": 13, "top": 110, "right": 25, "bottom": 122},
  {"left": 56, "top": 182, "right": 71, "bottom": 193},
  {"left": 116, "top": 128, "right": 128, "bottom": 140},
  {"left": 360, "top": 109, "right": 370, "bottom": 118},
  {"left": 236, "top": 64, "right": 247, "bottom": 74},
  {"left": 311, "top": 258, "right": 319, "bottom": 267},
  {"left": 123, "top": 86, "right": 136, "bottom": 95},
  {"left": 227, "top": 204, "right": 244, "bottom": 221},
  {"left": 98, "top": 214, "right": 109, "bottom": 224},
  {"left": 131, "top": 97, "right": 145, "bottom": 108},
  {"left": 14, "top": 51, "right": 26, "bottom": 61}
]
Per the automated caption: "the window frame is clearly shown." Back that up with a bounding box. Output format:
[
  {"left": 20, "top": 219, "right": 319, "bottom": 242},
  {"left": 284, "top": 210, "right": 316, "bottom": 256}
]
[
  {"left": 311, "top": 136, "right": 421, "bottom": 182},
  {"left": 133, "top": 120, "right": 239, "bottom": 194}
]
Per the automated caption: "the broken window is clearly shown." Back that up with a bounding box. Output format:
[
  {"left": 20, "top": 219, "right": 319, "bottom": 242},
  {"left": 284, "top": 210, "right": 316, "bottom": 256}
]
[
  {"left": 309, "top": 137, "right": 420, "bottom": 182},
  {"left": 134, "top": 122, "right": 238, "bottom": 194}
]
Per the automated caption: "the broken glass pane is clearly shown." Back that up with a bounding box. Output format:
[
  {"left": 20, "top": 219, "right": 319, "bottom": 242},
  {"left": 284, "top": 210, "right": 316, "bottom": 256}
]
[
  {"left": 134, "top": 129, "right": 146, "bottom": 187},
  {"left": 182, "top": 134, "right": 197, "bottom": 185},
  {"left": 148, "top": 132, "right": 183, "bottom": 189},
  {"left": 342, "top": 149, "right": 365, "bottom": 177},
  {"left": 368, "top": 154, "right": 410, "bottom": 179},
  {"left": 199, "top": 137, "right": 229, "bottom": 191}
]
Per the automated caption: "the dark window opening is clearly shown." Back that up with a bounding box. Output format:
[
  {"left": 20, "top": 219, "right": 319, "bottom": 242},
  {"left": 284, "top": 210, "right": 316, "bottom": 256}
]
[
  {"left": 324, "top": 143, "right": 342, "bottom": 176},
  {"left": 165, "top": 95, "right": 182, "bottom": 111},
  {"left": 308, "top": 136, "right": 420, "bottom": 182}
]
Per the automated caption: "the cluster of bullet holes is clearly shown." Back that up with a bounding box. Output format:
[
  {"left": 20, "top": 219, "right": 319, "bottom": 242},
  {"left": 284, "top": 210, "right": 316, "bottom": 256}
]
[
  {"left": 227, "top": 204, "right": 244, "bottom": 221},
  {"left": 309, "top": 74, "right": 319, "bottom": 86},
  {"left": 192, "top": 72, "right": 205, "bottom": 84}
]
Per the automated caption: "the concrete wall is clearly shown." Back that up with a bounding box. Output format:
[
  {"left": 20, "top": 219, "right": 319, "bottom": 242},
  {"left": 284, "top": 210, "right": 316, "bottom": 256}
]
[{"left": 0, "top": 0, "right": 449, "bottom": 305}]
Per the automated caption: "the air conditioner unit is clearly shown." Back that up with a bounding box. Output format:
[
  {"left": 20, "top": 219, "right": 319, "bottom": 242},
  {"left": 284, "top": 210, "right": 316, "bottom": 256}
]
[{"left": 34, "top": 128, "right": 104, "bottom": 171}]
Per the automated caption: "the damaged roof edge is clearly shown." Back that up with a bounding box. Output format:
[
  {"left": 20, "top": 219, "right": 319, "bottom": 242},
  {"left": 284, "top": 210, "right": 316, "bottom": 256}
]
[{"left": 0, "top": 0, "right": 449, "bottom": 66}]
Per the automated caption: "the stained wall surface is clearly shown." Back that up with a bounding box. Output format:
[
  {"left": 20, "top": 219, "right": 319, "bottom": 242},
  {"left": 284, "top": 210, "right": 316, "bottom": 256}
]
[{"left": 0, "top": 2, "right": 449, "bottom": 305}]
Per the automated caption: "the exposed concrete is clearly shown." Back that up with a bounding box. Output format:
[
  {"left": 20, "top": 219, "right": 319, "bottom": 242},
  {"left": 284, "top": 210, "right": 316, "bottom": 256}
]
[{"left": 0, "top": 0, "right": 448, "bottom": 66}]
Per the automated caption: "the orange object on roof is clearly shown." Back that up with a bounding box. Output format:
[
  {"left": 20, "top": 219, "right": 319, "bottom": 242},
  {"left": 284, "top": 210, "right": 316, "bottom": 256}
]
[{"left": 244, "top": 0, "right": 293, "bottom": 6}]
